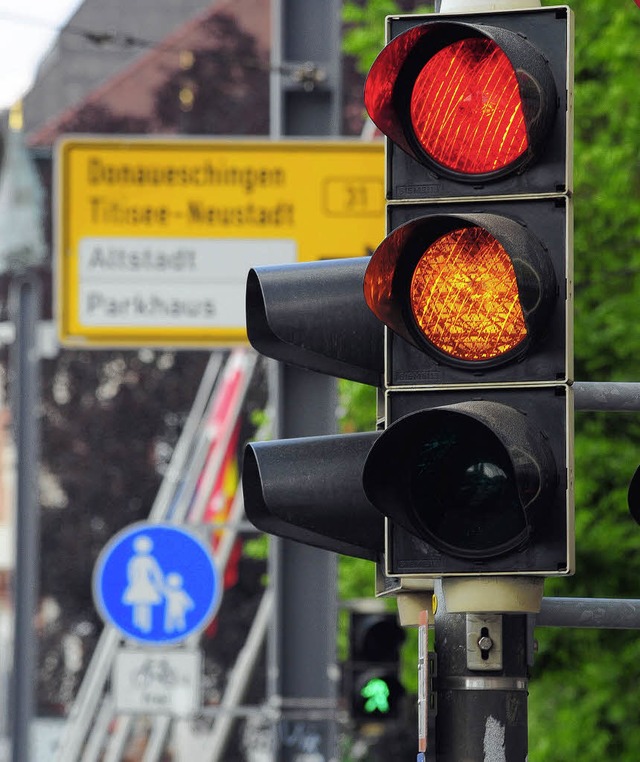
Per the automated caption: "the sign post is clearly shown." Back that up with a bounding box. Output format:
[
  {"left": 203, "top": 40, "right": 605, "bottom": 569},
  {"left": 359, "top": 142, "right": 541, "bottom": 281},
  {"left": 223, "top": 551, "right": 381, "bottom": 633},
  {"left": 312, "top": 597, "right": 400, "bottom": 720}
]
[{"left": 0, "top": 115, "right": 46, "bottom": 762}]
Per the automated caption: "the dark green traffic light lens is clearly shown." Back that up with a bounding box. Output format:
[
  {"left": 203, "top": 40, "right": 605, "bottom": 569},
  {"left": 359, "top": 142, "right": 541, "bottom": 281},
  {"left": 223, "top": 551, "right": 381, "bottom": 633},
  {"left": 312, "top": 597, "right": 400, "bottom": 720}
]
[
  {"left": 409, "top": 414, "right": 527, "bottom": 558},
  {"left": 362, "top": 399, "right": 561, "bottom": 572}
]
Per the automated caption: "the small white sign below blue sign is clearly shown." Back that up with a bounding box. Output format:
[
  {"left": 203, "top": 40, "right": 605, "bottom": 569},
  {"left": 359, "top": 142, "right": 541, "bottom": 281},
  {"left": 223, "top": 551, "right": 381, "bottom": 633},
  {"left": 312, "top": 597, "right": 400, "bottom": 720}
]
[{"left": 93, "top": 522, "right": 221, "bottom": 646}]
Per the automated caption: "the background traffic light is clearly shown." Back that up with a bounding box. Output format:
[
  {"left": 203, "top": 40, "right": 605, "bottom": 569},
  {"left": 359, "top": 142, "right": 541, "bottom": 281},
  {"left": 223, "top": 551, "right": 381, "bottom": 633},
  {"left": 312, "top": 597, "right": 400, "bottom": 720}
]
[
  {"left": 345, "top": 611, "right": 406, "bottom": 721},
  {"left": 360, "top": 7, "right": 574, "bottom": 578}
]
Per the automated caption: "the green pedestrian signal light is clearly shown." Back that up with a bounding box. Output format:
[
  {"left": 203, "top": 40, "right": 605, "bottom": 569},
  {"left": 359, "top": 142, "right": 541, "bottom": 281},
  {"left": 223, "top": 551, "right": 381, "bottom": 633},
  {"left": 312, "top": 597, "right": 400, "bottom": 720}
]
[
  {"left": 361, "top": 676, "right": 392, "bottom": 715},
  {"left": 346, "top": 612, "right": 405, "bottom": 722}
]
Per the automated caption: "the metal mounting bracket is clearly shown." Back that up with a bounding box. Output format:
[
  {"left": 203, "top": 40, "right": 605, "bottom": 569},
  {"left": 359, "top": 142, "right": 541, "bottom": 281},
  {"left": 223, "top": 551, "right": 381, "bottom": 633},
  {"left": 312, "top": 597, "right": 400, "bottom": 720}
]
[{"left": 466, "top": 613, "right": 503, "bottom": 671}]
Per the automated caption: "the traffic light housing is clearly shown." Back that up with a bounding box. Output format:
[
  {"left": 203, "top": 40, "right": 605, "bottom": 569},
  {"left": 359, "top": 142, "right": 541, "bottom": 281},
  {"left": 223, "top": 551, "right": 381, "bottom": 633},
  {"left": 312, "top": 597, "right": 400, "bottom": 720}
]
[
  {"left": 346, "top": 611, "right": 406, "bottom": 721},
  {"left": 242, "top": 6, "right": 574, "bottom": 583},
  {"left": 246, "top": 258, "right": 383, "bottom": 387},
  {"left": 242, "top": 258, "right": 386, "bottom": 560},
  {"left": 243, "top": 431, "right": 383, "bottom": 560},
  {"left": 360, "top": 6, "right": 574, "bottom": 578},
  {"left": 365, "top": 388, "right": 570, "bottom": 576}
]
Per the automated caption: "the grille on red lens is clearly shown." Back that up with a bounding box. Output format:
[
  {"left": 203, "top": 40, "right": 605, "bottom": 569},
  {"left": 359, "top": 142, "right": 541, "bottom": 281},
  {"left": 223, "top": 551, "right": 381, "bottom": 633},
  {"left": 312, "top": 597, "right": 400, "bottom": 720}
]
[{"left": 410, "top": 38, "right": 528, "bottom": 174}]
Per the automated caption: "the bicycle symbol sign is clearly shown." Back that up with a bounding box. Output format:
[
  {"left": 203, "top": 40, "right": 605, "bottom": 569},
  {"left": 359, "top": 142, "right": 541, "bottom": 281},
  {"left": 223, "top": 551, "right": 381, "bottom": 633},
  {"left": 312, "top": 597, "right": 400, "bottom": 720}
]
[{"left": 93, "top": 522, "right": 220, "bottom": 645}]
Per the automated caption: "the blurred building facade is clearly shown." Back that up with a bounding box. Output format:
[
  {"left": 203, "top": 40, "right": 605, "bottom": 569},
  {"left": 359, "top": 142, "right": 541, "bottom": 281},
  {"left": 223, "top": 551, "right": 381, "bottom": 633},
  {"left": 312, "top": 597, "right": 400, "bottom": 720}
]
[{"left": 22, "top": 0, "right": 222, "bottom": 134}]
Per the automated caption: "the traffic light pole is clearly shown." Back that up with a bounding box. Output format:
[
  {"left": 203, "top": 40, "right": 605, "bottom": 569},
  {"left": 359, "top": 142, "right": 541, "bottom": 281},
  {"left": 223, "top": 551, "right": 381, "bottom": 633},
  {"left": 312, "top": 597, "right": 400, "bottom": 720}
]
[
  {"left": 537, "top": 597, "right": 640, "bottom": 628},
  {"left": 267, "top": 1, "right": 342, "bottom": 760},
  {"left": 268, "top": 367, "right": 339, "bottom": 761},
  {"left": 422, "top": 7, "right": 544, "bottom": 760},
  {"left": 432, "top": 605, "right": 529, "bottom": 762}
]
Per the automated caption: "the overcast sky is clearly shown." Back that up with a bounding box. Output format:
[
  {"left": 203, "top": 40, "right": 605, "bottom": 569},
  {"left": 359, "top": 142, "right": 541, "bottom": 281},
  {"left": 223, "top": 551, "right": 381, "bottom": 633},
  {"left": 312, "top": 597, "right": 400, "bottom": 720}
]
[{"left": 0, "top": 0, "right": 84, "bottom": 109}]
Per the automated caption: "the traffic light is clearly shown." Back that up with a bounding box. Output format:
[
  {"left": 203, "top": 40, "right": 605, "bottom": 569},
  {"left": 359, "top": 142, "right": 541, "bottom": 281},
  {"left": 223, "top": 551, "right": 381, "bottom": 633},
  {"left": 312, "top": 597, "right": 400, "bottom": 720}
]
[
  {"left": 346, "top": 611, "right": 406, "bottom": 721},
  {"left": 246, "top": 258, "right": 383, "bottom": 387},
  {"left": 243, "top": 7, "right": 575, "bottom": 582},
  {"left": 243, "top": 430, "right": 384, "bottom": 560},
  {"left": 364, "top": 8, "right": 571, "bottom": 201},
  {"left": 364, "top": 389, "right": 570, "bottom": 575},
  {"left": 360, "top": 7, "right": 575, "bottom": 577},
  {"left": 365, "top": 201, "right": 568, "bottom": 386}
]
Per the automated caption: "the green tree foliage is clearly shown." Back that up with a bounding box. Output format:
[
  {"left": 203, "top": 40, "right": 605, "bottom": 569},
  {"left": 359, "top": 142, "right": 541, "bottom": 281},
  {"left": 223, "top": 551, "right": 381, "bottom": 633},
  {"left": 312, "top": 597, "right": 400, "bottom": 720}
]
[
  {"left": 343, "top": 0, "right": 433, "bottom": 74},
  {"left": 571, "top": 1, "right": 640, "bottom": 381},
  {"left": 533, "top": 4, "right": 640, "bottom": 759},
  {"left": 341, "top": 1, "right": 640, "bottom": 758}
]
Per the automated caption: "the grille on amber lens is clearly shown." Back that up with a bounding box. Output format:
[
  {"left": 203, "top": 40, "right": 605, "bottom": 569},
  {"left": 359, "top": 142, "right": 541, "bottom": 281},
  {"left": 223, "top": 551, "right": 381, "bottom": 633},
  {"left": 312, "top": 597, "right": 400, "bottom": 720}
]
[
  {"left": 410, "top": 227, "right": 528, "bottom": 361},
  {"left": 410, "top": 38, "right": 528, "bottom": 174}
]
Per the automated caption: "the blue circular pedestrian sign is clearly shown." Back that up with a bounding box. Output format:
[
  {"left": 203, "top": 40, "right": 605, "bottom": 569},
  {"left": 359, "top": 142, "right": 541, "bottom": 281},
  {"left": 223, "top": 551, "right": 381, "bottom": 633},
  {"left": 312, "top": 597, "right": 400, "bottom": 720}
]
[{"left": 93, "top": 522, "right": 221, "bottom": 645}]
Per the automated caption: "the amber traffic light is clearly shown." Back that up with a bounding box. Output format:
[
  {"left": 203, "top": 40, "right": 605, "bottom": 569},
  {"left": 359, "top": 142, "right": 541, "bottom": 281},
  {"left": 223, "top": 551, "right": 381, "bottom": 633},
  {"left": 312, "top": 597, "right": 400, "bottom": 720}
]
[
  {"left": 409, "top": 227, "right": 527, "bottom": 362},
  {"left": 364, "top": 209, "right": 561, "bottom": 377}
]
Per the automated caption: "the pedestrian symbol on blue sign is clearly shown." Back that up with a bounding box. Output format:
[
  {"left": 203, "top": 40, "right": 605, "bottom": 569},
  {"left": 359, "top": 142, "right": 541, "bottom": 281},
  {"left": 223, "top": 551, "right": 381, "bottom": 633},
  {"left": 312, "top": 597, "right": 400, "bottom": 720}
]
[{"left": 93, "top": 523, "right": 220, "bottom": 645}]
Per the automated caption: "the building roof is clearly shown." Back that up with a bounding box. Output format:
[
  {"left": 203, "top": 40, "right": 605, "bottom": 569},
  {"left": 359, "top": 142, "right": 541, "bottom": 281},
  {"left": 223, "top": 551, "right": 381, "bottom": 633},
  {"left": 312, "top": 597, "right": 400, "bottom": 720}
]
[{"left": 28, "top": 0, "right": 270, "bottom": 147}]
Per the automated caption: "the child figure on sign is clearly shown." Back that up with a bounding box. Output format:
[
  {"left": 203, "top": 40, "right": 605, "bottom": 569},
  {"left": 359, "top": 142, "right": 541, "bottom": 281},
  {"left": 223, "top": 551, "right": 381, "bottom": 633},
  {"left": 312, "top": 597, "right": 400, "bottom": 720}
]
[{"left": 163, "top": 572, "right": 195, "bottom": 633}]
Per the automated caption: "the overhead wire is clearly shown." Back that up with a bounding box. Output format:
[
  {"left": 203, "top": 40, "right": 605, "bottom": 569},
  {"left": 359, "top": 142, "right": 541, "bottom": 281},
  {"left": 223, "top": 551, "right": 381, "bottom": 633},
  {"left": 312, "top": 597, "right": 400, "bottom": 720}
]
[{"left": 0, "top": 8, "right": 311, "bottom": 76}]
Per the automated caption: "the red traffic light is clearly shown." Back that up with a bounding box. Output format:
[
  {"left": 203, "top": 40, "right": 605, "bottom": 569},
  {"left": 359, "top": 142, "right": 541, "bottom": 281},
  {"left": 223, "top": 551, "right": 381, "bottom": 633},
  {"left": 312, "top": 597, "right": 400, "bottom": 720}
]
[
  {"left": 365, "top": 19, "right": 558, "bottom": 181},
  {"left": 364, "top": 212, "right": 557, "bottom": 370}
]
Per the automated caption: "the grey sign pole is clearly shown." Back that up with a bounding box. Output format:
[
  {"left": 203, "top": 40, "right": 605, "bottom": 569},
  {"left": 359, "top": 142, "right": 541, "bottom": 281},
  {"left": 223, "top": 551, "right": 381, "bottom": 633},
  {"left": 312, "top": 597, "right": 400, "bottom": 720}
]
[
  {"left": 0, "top": 118, "right": 46, "bottom": 762},
  {"left": 267, "top": 1, "right": 342, "bottom": 760},
  {"left": 9, "top": 274, "right": 42, "bottom": 762}
]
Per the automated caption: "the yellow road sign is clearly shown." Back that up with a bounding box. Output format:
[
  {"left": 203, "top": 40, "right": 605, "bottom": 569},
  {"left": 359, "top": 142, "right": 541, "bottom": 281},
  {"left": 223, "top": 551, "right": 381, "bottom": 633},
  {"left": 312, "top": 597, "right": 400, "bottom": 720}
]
[{"left": 56, "top": 137, "right": 384, "bottom": 347}]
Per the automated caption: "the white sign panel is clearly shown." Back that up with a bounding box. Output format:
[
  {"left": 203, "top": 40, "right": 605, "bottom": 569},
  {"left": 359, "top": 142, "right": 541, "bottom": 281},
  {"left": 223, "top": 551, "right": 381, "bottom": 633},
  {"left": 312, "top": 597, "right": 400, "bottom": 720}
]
[
  {"left": 78, "top": 237, "right": 296, "bottom": 327},
  {"left": 113, "top": 649, "right": 201, "bottom": 716}
]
